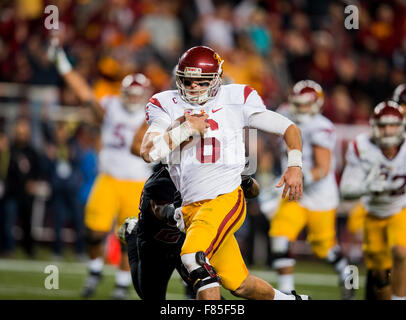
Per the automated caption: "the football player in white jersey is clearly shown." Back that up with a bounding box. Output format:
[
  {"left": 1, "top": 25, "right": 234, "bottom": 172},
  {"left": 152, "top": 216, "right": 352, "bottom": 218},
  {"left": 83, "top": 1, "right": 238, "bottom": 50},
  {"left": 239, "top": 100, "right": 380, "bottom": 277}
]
[
  {"left": 340, "top": 101, "right": 406, "bottom": 300},
  {"left": 268, "top": 80, "right": 353, "bottom": 299},
  {"left": 140, "top": 46, "right": 310, "bottom": 300},
  {"left": 48, "top": 42, "right": 152, "bottom": 299}
]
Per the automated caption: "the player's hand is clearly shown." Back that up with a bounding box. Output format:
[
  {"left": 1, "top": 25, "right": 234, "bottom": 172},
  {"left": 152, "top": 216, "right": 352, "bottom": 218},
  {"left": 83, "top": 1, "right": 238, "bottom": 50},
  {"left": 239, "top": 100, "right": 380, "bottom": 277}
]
[
  {"left": 365, "top": 164, "right": 388, "bottom": 194},
  {"left": 367, "top": 173, "right": 388, "bottom": 194},
  {"left": 117, "top": 216, "right": 138, "bottom": 244},
  {"left": 276, "top": 166, "right": 303, "bottom": 201},
  {"left": 173, "top": 207, "right": 186, "bottom": 233},
  {"left": 185, "top": 112, "right": 209, "bottom": 136}
]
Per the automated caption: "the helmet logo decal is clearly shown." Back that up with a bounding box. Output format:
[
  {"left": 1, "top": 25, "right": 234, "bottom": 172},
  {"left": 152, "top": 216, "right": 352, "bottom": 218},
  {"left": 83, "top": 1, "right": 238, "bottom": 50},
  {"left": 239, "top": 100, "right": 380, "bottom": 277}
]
[{"left": 213, "top": 52, "right": 222, "bottom": 64}]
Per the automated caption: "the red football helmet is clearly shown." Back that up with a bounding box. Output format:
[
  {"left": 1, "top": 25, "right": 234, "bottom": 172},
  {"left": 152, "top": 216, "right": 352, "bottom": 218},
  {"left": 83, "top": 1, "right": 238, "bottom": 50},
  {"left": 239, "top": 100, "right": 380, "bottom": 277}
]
[
  {"left": 175, "top": 46, "right": 224, "bottom": 105},
  {"left": 121, "top": 73, "right": 152, "bottom": 113},
  {"left": 288, "top": 80, "right": 324, "bottom": 123},
  {"left": 370, "top": 100, "right": 405, "bottom": 147}
]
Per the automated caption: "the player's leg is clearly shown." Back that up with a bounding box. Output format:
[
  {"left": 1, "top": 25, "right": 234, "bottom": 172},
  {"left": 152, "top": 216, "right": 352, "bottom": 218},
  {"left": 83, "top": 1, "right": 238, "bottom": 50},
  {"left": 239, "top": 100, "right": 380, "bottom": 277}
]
[
  {"left": 268, "top": 199, "right": 306, "bottom": 294},
  {"left": 307, "top": 209, "right": 354, "bottom": 300},
  {"left": 82, "top": 174, "right": 118, "bottom": 298},
  {"left": 363, "top": 215, "right": 392, "bottom": 300},
  {"left": 212, "top": 233, "right": 310, "bottom": 300},
  {"left": 127, "top": 231, "right": 175, "bottom": 300},
  {"left": 388, "top": 207, "right": 406, "bottom": 299},
  {"left": 180, "top": 187, "right": 247, "bottom": 300},
  {"left": 113, "top": 180, "right": 145, "bottom": 299}
]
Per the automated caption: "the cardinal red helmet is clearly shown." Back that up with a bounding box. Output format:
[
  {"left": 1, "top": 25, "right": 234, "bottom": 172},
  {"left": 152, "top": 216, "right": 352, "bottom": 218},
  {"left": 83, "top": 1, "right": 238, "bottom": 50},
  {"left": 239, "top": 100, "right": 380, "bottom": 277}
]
[
  {"left": 175, "top": 46, "right": 224, "bottom": 105},
  {"left": 121, "top": 73, "right": 152, "bottom": 113},
  {"left": 370, "top": 100, "right": 405, "bottom": 147},
  {"left": 288, "top": 80, "right": 324, "bottom": 123}
]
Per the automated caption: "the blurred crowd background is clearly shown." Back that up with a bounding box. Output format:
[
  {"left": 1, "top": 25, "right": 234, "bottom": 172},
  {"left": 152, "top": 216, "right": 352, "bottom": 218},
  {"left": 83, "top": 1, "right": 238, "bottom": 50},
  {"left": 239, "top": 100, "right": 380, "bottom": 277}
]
[{"left": 0, "top": 0, "right": 405, "bottom": 266}]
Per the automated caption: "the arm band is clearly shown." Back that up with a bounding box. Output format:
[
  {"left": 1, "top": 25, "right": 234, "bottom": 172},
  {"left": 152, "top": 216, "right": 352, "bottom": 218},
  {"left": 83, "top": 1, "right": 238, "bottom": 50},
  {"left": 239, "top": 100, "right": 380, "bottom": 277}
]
[
  {"left": 149, "top": 121, "right": 193, "bottom": 162},
  {"left": 248, "top": 110, "right": 294, "bottom": 136},
  {"left": 287, "top": 149, "right": 303, "bottom": 168}
]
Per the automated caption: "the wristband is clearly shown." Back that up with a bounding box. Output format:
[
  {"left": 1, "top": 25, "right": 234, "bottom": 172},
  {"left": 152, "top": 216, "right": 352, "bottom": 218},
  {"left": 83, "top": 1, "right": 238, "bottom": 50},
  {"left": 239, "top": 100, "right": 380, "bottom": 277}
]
[
  {"left": 168, "top": 121, "right": 193, "bottom": 146},
  {"left": 287, "top": 149, "right": 302, "bottom": 168}
]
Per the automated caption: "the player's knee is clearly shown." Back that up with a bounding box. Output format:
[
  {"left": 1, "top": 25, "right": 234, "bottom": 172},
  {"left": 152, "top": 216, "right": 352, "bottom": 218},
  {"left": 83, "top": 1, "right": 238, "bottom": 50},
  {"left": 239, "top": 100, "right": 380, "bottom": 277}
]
[
  {"left": 392, "top": 246, "right": 406, "bottom": 263},
  {"left": 181, "top": 251, "right": 221, "bottom": 293},
  {"left": 85, "top": 228, "right": 106, "bottom": 247},
  {"left": 270, "top": 236, "right": 295, "bottom": 269},
  {"left": 232, "top": 273, "right": 255, "bottom": 297}
]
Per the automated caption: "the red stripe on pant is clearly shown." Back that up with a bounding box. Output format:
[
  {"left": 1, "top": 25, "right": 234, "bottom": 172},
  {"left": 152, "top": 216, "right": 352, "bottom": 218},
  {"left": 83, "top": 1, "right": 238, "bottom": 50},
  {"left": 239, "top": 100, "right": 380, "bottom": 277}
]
[{"left": 205, "top": 189, "right": 244, "bottom": 258}]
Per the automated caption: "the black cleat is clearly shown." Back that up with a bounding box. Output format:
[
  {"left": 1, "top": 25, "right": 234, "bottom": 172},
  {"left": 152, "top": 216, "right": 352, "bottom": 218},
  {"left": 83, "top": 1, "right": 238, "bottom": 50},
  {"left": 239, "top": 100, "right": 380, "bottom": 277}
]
[
  {"left": 291, "top": 290, "right": 312, "bottom": 300},
  {"left": 81, "top": 272, "right": 102, "bottom": 298}
]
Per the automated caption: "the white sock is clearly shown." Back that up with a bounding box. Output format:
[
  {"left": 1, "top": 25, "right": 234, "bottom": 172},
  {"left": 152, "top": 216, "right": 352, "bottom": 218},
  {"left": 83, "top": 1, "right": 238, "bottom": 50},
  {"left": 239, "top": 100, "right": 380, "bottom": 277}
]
[
  {"left": 392, "top": 295, "right": 406, "bottom": 300},
  {"left": 273, "top": 289, "right": 295, "bottom": 300},
  {"left": 88, "top": 257, "right": 104, "bottom": 274},
  {"left": 115, "top": 270, "right": 132, "bottom": 287},
  {"left": 278, "top": 274, "right": 295, "bottom": 294}
]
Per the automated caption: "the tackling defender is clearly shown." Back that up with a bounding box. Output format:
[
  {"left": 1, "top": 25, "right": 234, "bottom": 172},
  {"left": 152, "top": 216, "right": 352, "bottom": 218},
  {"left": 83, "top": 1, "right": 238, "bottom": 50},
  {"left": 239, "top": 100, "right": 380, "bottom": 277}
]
[
  {"left": 48, "top": 43, "right": 152, "bottom": 299},
  {"left": 268, "top": 80, "right": 354, "bottom": 299},
  {"left": 140, "top": 46, "right": 309, "bottom": 300},
  {"left": 340, "top": 101, "right": 406, "bottom": 300},
  {"left": 118, "top": 164, "right": 260, "bottom": 300}
]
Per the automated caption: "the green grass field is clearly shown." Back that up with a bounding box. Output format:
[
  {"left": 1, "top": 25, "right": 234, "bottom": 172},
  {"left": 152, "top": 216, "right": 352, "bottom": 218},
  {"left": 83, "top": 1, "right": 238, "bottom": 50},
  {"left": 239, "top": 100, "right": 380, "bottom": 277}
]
[{"left": 0, "top": 246, "right": 366, "bottom": 300}]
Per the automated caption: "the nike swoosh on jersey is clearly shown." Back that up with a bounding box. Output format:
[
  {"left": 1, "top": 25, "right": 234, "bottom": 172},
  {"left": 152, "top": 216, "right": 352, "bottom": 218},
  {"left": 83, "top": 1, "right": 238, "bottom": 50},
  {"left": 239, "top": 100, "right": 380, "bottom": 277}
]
[{"left": 212, "top": 108, "right": 223, "bottom": 113}]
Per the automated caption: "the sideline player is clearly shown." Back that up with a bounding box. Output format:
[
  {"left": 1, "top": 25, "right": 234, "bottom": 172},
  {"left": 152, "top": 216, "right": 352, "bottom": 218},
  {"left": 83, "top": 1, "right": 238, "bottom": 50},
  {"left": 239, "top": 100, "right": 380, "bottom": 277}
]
[
  {"left": 48, "top": 43, "right": 152, "bottom": 299},
  {"left": 140, "top": 46, "right": 309, "bottom": 300},
  {"left": 340, "top": 101, "right": 406, "bottom": 300},
  {"left": 268, "top": 80, "right": 354, "bottom": 299},
  {"left": 118, "top": 164, "right": 260, "bottom": 300}
]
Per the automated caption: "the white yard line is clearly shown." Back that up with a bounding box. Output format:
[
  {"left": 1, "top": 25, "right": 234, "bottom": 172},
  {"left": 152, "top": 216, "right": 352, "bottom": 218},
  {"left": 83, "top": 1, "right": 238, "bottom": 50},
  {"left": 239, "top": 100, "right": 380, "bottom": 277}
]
[{"left": 0, "top": 258, "right": 365, "bottom": 287}]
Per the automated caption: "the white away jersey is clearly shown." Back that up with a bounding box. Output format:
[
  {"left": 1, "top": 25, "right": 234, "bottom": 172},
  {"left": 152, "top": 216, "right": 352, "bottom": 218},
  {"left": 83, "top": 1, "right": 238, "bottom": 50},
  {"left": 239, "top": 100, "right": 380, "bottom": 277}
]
[
  {"left": 99, "top": 96, "right": 152, "bottom": 180},
  {"left": 279, "top": 107, "right": 339, "bottom": 211},
  {"left": 344, "top": 133, "right": 406, "bottom": 217},
  {"left": 146, "top": 84, "right": 275, "bottom": 205}
]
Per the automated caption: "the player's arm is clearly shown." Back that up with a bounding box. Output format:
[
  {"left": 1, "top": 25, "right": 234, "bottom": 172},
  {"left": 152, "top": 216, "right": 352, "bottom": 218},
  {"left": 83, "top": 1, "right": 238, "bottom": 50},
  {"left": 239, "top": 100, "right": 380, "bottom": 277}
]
[
  {"left": 340, "top": 141, "right": 370, "bottom": 200},
  {"left": 304, "top": 145, "right": 331, "bottom": 185},
  {"left": 247, "top": 109, "right": 303, "bottom": 201},
  {"left": 47, "top": 41, "right": 105, "bottom": 123},
  {"left": 340, "top": 161, "right": 368, "bottom": 200},
  {"left": 241, "top": 175, "right": 260, "bottom": 199},
  {"left": 141, "top": 111, "right": 209, "bottom": 163},
  {"left": 131, "top": 121, "right": 149, "bottom": 156}
]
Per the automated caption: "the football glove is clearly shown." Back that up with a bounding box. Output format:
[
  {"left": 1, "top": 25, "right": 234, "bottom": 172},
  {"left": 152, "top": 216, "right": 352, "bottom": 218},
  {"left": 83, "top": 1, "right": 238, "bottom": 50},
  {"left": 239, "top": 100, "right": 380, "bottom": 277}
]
[
  {"left": 117, "top": 216, "right": 138, "bottom": 244},
  {"left": 173, "top": 207, "right": 186, "bottom": 233}
]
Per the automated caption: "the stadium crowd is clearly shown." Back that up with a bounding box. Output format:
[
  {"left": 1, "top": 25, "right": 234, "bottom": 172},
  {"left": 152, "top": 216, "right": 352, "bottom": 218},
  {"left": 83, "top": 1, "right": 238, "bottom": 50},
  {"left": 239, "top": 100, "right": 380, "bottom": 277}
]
[{"left": 0, "top": 0, "right": 405, "bottom": 270}]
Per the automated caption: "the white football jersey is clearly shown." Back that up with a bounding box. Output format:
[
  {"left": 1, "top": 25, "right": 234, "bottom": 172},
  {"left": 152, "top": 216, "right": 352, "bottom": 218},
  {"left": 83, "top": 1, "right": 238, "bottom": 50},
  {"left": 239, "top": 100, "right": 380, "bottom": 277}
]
[
  {"left": 146, "top": 84, "right": 273, "bottom": 205},
  {"left": 99, "top": 96, "right": 152, "bottom": 180},
  {"left": 344, "top": 133, "right": 406, "bottom": 217},
  {"left": 278, "top": 107, "right": 339, "bottom": 211}
]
